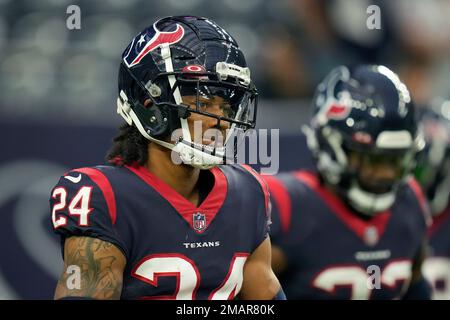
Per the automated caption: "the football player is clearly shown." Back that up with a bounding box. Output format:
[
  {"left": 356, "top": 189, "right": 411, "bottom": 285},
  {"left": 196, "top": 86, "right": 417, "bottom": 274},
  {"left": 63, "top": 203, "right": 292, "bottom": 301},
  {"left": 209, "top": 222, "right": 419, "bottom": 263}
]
[
  {"left": 50, "top": 16, "right": 283, "bottom": 300},
  {"left": 264, "top": 65, "right": 432, "bottom": 299},
  {"left": 415, "top": 99, "right": 450, "bottom": 299}
]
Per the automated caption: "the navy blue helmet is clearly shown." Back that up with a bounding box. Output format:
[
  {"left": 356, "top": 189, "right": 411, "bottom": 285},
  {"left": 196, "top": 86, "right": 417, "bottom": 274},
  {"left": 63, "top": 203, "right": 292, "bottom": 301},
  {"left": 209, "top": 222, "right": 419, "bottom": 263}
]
[
  {"left": 117, "top": 16, "right": 258, "bottom": 169},
  {"left": 415, "top": 98, "right": 450, "bottom": 215},
  {"left": 304, "top": 65, "right": 423, "bottom": 215}
]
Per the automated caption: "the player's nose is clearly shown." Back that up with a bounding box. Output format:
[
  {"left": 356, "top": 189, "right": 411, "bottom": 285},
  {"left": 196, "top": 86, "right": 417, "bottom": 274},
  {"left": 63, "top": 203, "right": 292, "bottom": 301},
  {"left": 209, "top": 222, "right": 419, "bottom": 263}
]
[{"left": 204, "top": 105, "right": 230, "bottom": 131}]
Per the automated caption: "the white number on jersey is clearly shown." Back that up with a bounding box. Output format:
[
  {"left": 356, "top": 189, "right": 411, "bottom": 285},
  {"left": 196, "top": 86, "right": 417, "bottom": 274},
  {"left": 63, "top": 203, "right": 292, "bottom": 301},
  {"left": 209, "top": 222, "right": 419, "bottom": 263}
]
[
  {"left": 51, "top": 186, "right": 93, "bottom": 228},
  {"left": 313, "top": 261, "right": 412, "bottom": 299},
  {"left": 132, "top": 253, "right": 248, "bottom": 300}
]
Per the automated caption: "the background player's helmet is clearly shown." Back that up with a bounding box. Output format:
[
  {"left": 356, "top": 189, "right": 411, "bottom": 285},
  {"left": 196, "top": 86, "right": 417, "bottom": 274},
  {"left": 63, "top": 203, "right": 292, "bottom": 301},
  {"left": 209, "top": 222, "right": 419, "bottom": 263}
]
[
  {"left": 117, "top": 16, "right": 258, "bottom": 169},
  {"left": 415, "top": 98, "right": 450, "bottom": 215},
  {"left": 304, "top": 65, "right": 423, "bottom": 215}
]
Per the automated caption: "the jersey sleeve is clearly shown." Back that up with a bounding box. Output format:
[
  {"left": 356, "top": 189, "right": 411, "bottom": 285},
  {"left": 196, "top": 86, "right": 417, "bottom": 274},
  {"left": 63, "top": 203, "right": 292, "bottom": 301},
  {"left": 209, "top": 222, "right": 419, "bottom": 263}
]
[{"left": 49, "top": 168, "right": 128, "bottom": 259}]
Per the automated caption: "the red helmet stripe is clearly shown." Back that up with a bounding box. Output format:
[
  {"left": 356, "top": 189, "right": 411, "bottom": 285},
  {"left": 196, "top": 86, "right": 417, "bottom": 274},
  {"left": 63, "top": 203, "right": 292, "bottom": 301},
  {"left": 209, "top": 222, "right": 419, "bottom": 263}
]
[{"left": 130, "top": 24, "right": 184, "bottom": 67}]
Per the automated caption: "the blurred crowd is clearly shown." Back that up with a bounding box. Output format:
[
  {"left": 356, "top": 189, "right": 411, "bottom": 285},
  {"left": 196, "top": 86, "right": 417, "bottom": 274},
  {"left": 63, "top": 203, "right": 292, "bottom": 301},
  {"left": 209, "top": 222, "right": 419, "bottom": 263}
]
[{"left": 0, "top": 0, "right": 449, "bottom": 123}]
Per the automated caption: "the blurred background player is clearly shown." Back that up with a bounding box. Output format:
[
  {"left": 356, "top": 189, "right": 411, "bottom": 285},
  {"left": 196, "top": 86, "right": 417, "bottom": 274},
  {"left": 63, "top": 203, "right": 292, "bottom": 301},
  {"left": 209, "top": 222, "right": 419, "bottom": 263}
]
[
  {"left": 415, "top": 98, "right": 450, "bottom": 300},
  {"left": 49, "top": 16, "right": 283, "bottom": 300},
  {"left": 264, "top": 65, "right": 432, "bottom": 299}
]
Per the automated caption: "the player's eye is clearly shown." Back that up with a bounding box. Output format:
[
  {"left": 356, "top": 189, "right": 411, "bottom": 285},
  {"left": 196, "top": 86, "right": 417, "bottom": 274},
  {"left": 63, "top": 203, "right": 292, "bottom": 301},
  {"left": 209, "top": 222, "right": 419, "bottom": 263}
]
[{"left": 197, "top": 101, "right": 209, "bottom": 110}]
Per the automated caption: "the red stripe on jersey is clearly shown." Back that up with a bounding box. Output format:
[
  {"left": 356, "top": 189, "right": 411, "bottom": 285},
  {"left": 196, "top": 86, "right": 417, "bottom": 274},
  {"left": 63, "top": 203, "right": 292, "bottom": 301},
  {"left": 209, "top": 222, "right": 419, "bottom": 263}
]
[
  {"left": 293, "top": 171, "right": 391, "bottom": 242},
  {"left": 262, "top": 175, "right": 292, "bottom": 233},
  {"left": 125, "top": 164, "right": 227, "bottom": 234},
  {"left": 74, "top": 168, "right": 117, "bottom": 225},
  {"left": 241, "top": 165, "right": 270, "bottom": 217},
  {"left": 428, "top": 206, "right": 450, "bottom": 236},
  {"left": 407, "top": 177, "right": 432, "bottom": 227}
]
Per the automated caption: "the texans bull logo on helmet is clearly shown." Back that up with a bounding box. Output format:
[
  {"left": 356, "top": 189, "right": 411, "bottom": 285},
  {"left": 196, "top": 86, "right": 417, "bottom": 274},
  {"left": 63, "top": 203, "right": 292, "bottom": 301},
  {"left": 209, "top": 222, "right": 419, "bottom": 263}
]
[{"left": 123, "top": 22, "right": 185, "bottom": 68}]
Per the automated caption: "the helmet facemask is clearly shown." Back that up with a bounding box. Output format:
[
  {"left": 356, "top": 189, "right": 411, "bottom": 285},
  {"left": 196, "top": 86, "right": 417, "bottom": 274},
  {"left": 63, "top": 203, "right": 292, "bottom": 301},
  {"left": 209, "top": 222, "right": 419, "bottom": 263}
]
[
  {"left": 117, "top": 56, "right": 257, "bottom": 169},
  {"left": 311, "top": 125, "right": 419, "bottom": 215},
  {"left": 344, "top": 144, "right": 417, "bottom": 215}
]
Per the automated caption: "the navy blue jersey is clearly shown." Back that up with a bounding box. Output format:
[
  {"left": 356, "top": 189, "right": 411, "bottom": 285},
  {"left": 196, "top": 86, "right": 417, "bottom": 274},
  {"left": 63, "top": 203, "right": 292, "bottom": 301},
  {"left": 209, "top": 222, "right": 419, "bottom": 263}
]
[
  {"left": 264, "top": 170, "right": 430, "bottom": 300},
  {"left": 50, "top": 163, "right": 270, "bottom": 300},
  {"left": 423, "top": 206, "right": 450, "bottom": 299}
]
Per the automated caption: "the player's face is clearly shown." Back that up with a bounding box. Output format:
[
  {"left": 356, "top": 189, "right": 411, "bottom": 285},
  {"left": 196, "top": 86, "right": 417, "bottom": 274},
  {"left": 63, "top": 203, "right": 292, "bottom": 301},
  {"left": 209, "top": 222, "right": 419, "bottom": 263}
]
[
  {"left": 182, "top": 95, "right": 233, "bottom": 146},
  {"left": 348, "top": 151, "right": 405, "bottom": 194}
]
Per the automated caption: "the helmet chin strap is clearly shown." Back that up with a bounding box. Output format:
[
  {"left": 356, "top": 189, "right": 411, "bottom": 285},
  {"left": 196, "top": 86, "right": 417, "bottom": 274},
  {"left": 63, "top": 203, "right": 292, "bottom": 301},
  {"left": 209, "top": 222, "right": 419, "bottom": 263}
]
[{"left": 347, "top": 181, "right": 396, "bottom": 216}]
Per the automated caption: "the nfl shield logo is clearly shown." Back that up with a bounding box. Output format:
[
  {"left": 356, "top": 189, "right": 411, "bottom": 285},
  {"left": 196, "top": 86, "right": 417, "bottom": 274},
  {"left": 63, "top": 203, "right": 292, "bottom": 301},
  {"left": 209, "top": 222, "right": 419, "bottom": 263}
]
[
  {"left": 363, "top": 226, "right": 379, "bottom": 246},
  {"left": 193, "top": 212, "right": 207, "bottom": 232}
]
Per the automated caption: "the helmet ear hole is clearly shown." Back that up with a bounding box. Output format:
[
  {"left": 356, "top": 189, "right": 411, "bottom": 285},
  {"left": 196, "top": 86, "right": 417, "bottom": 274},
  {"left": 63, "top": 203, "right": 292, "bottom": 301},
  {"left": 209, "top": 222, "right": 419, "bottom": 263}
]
[
  {"left": 146, "top": 104, "right": 171, "bottom": 138},
  {"left": 131, "top": 102, "right": 172, "bottom": 139}
]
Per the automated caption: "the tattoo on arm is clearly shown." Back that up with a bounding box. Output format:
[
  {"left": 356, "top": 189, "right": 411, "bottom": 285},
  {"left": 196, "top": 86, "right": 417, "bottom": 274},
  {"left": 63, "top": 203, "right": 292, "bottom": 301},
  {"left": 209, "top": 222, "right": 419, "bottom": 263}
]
[{"left": 54, "top": 237, "right": 126, "bottom": 300}]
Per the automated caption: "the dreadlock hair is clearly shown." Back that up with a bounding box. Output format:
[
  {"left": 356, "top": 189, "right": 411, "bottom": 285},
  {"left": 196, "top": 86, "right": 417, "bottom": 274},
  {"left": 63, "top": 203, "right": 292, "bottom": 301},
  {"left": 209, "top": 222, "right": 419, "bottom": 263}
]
[{"left": 105, "top": 123, "right": 150, "bottom": 166}]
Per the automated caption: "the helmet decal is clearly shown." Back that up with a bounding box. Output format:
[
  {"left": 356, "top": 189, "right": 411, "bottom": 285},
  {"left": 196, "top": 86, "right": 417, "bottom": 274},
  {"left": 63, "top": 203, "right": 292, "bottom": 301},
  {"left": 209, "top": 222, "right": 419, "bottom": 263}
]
[
  {"left": 123, "top": 23, "right": 185, "bottom": 68},
  {"left": 182, "top": 65, "right": 206, "bottom": 72}
]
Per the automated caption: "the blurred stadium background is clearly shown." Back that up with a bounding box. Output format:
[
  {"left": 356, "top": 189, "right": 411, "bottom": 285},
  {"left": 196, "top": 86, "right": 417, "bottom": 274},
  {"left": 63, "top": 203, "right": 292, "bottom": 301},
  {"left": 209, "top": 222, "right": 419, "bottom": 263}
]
[{"left": 0, "top": 0, "right": 448, "bottom": 299}]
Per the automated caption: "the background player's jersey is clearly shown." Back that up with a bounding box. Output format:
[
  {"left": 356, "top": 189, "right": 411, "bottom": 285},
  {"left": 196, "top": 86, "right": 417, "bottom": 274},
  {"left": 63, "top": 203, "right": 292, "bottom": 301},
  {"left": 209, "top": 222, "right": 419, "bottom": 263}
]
[
  {"left": 50, "top": 163, "right": 270, "bottom": 300},
  {"left": 264, "top": 170, "right": 430, "bottom": 300},
  {"left": 423, "top": 207, "right": 450, "bottom": 300}
]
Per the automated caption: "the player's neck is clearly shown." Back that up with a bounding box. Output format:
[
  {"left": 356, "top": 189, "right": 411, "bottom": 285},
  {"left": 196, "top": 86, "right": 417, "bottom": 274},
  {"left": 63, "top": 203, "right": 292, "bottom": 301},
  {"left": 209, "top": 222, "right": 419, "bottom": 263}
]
[{"left": 146, "top": 143, "right": 201, "bottom": 205}]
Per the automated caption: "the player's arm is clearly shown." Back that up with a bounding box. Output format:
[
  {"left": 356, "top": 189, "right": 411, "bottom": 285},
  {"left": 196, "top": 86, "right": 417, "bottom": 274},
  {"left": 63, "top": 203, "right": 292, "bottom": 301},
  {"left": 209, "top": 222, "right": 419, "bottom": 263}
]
[
  {"left": 239, "top": 237, "right": 285, "bottom": 300},
  {"left": 55, "top": 236, "right": 126, "bottom": 300},
  {"left": 50, "top": 169, "right": 129, "bottom": 299},
  {"left": 271, "top": 244, "right": 288, "bottom": 275},
  {"left": 402, "top": 238, "right": 431, "bottom": 300}
]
